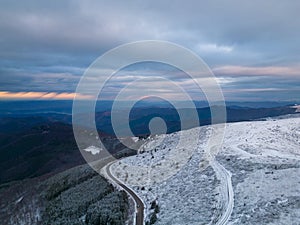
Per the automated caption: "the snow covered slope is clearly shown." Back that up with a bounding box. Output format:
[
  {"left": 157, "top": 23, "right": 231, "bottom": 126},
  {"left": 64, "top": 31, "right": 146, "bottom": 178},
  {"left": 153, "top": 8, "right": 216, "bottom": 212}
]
[{"left": 110, "top": 115, "right": 300, "bottom": 225}]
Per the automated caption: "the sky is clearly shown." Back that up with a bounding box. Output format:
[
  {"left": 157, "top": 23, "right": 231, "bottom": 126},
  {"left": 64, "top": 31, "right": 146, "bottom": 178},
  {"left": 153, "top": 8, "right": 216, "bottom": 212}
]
[{"left": 0, "top": 0, "right": 299, "bottom": 102}]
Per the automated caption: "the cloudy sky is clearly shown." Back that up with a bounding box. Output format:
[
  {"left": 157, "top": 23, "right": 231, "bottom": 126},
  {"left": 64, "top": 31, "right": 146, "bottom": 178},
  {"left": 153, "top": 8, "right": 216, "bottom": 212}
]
[{"left": 0, "top": 0, "right": 299, "bottom": 101}]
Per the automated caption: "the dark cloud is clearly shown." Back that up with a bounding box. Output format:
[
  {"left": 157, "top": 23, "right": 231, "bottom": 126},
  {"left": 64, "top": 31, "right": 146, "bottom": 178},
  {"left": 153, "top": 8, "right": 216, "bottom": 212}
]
[{"left": 0, "top": 0, "right": 299, "bottom": 101}]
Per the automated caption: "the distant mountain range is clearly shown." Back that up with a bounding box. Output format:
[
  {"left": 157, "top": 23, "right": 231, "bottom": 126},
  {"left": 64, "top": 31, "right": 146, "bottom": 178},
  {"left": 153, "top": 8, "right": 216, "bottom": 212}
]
[
  {"left": 0, "top": 100, "right": 298, "bottom": 186},
  {"left": 0, "top": 100, "right": 298, "bottom": 116},
  {"left": 0, "top": 100, "right": 298, "bottom": 136}
]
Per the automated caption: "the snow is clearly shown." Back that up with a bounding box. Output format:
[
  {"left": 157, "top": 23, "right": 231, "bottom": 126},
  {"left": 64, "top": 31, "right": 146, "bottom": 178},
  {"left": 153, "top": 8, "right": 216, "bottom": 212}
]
[
  {"left": 222, "top": 118, "right": 300, "bottom": 159},
  {"left": 291, "top": 105, "right": 300, "bottom": 112},
  {"left": 110, "top": 117, "right": 300, "bottom": 224},
  {"left": 132, "top": 137, "right": 139, "bottom": 143},
  {"left": 83, "top": 145, "right": 102, "bottom": 155},
  {"left": 15, "top": 196, "right": 24, "bottom": 204}
]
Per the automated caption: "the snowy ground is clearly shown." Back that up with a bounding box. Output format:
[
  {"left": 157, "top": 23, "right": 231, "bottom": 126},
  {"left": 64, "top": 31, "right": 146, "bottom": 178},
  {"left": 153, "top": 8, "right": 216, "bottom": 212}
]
[
  {"left": 110, "top": 115, "right": 300, "bottom": 224},
  {"left": 291, "top": 105, "right": 300, "bottom": 113}
]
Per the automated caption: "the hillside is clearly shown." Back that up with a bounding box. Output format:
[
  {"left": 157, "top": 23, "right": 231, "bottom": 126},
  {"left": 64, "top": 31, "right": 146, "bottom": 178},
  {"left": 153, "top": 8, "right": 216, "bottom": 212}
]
[
  {"left": 0, "top": 163, "right": 131, "bottom": 225},
  {"left": 0, "top": 118, "right": 135, "bottom": 185},
  {"left": 109, "top": 115, "right": 300, "bottom": 224}
]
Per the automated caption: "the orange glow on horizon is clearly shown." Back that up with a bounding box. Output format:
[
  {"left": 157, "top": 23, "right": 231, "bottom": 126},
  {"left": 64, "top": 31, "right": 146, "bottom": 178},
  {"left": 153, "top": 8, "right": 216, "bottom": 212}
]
[{"left": 0, "top": 91, "right": 94, "bottom": 100}]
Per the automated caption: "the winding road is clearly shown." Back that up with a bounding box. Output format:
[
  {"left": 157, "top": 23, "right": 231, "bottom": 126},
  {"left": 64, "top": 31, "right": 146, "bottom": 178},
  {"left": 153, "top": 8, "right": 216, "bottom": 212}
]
[
  {"left": 102, "top": 142, "right": 233, "bottom": 225},
  {"left": 105, "top": 161, "right": 144, "bottom": 225},
  {"left": 211, "top": 160, "right": 234, "bottom": 225}
]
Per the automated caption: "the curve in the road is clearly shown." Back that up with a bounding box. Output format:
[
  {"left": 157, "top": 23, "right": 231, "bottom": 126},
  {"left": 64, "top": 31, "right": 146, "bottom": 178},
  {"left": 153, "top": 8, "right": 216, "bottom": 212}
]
[
  {"left": 211, "top": 160, "right": 234, "bottom": 225},
  {"left": 106, "top": 162, "right": 144, "bottom": 225}
]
